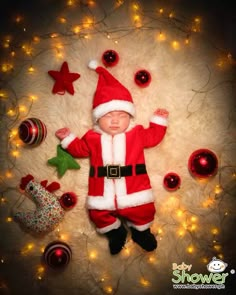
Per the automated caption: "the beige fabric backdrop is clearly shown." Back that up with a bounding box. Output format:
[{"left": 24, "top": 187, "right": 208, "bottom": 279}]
[{"left": 0, "top": 0, "right": 235, "bottom": 294}]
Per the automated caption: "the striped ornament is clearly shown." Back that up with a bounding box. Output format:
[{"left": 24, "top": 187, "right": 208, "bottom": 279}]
[
  {"left": 43, "top": 241, "right": 72, "bottom": 269},
  {"left": 18, "top": 117, "right": 47, "bottom": 146}
]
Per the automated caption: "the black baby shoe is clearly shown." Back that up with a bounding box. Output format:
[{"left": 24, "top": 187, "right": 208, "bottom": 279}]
[
  {"left": 130, "top": 227, "right": 157, "bottom": 251},
  {"left": 105, "top": 224, "right": 127, "bottom": 255}
]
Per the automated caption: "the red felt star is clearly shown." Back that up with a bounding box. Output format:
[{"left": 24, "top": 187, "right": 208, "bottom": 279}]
[{"left": 48, "top": 61, "right": 80, "bottom": 95}]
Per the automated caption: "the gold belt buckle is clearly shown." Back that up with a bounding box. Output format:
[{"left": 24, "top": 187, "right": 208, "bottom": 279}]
[{"left": 106, "top": 165, "right": 121, "bottom": 179}]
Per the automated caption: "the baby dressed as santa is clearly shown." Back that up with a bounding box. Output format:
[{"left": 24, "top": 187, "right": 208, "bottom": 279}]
[{"left": 56, "top": 61, "right": 168, "bottom": 255}]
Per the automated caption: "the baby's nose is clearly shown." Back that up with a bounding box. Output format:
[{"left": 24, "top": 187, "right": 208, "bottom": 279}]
[{"left": 111, "top": 117, "right": 119, "bottom": 123}]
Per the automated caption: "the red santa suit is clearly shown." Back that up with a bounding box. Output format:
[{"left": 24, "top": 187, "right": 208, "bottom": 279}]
[{"left": 59, "top": 61, "right": 168, "bottom": 234}]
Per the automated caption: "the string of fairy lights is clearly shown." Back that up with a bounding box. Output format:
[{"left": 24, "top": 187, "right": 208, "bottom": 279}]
[{"left": 0, "top": 0, "right": 236, "bottom": 293}]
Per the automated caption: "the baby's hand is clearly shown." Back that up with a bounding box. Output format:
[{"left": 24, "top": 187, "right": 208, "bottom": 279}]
[
  {"left": 154, "top": 108, "right": 169, "bottom": 118},
  {"left": 55, "top": 127, "right": 70, "bottom": 140}
]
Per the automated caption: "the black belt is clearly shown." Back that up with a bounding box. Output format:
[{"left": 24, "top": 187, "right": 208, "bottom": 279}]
[{"left": 89, "top": 164, "right": 147, "bottom": 179}]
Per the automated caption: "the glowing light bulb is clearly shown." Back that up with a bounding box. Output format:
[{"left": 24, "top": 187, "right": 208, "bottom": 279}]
[
  {"left": 132, "top": 3, "right": 140, "bottom": 11},
  {"left": 187, "top": 245, "right": 194, "bottom": 254},
  {"left": 182, "top": 222, "right": 188, "bottom": 229},
  {"left": 5, "top": 171, "right": 13, "bottom": 178},
  {"left": 19, "top": 105, "right": 26, "bottom": 112},
  {"left": 37, "top": 266, "right": 45, "bottom": 273},
  {"left": 123, "top": 247, "right": 130, "bottom": 256},
  {"left": 1, "top": 197, "right": 6, "bottom": 204},
  {"left": 211, "top": 228, "right": 219, "bottom": 235},
  {"left": 177, "top": 209, "right": 183, "bottom": 217},
  {"left": 3, "top": 42, "right": 10, "bottom": 48},
  {"left": 33, "top": 36, "right": 40, "bottom": 43},
  {"left": 15, "top": 15, "right": 23, "bottom": 23},
  {"left": 148, "top": 255, "right": 156, "bottom": 264},
  {"left": 30, "top": 95, "right": 37, "bottom": 101},
  {"left": 213, "top": 245, "right": 221, "bottom": 251},
  {"left": 10, "top": 129, "right": 18, "bottom": 138},
  {"left": 157, "top": 228, "right": 163, "bottom": 234},
  {"left": 87, "top": 0, "right": 96, "bottom": 7},
  {"left": 214, "top": 185, "right": 222, "bottom": 194},
  {"left": 11, "top": 150, "right": 19, "bottom": 157},
  {"left": 27, "top": 243, "right": 34, "bottom": 250},
  {"left": 2, "top": 63, "right": 13, "bottom": 72},
  {"left": 190, "top": 217, "right": 196, "bottom": 223},
  {"left": 83, "top": 17, "right": 94, "bottom": 29},
  {"left": 104, "top": 286, "right": 113, "bottom": 294},
  {"left": 0, "top": 92, "right": 7, "bottom": 99},
  {"left": 7, "top": 109, "right": 15, "bottom": 116},
  {"left": 59, "top": 17, "right": 67, "bottom": 24},
  {"left": 190, "top": 224, "right": 197, "bottom": 231},
  {"left": 140, "top": 277, "right": 150, "bottom": 287},
  {"left": 218, "top": 254, "right": 224, "bottom": 259},
  {"left": 185, "top": 37, "right": 190, "bottom": 45},
  {"left": 115, "top": 0, "right": 124, "bottom": 7},
  {"left": 178, "top": 229, "right": 185, "bottom": 237},
  {"left": 133, "top": 14, "right": 141, "bottom": 22},
  {"left": 36, "top": 265, "right": 45, "bottom": 280},
  {"left": 202, "top": 198, "right": 214, "bottom": 208},
  {"left": 171, "top": 40, "right": 180, "bottom": 50},
  {"left": 157, "top": 31, "right": 166, "bottom": 41},
  {"left": 192, "top": 17, "right": 201, "bottom": 32},
  {"left": 73, "top": 25, "right": 81, "bottom": 34},
  {"left": 50, "top": 33, "right": 59, "bottom": 38},
  {"left": 67, "top": 0, "right": 74, "bottom": 6},
  {"left": 6, "top": 217, "right": 13, "bottom": 222},
  {"left": 89, "top": 250, "right": 97, "bottom": 259},
  {"left": 28, "top": 66, "right": 35, "bottom": 73}
]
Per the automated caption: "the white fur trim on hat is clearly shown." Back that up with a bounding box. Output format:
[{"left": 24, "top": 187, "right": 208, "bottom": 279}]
[{"left": 93, "top": 99, "right": 135, "bottom": 122}]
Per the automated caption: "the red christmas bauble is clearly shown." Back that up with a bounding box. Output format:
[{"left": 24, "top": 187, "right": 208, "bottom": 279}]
[
  {"left": 188, "top": 149, "right": 218, "bottom": 178},
  {"left": 18, "top": 118, "right": 47, "bottom": 146},
  {"left": 102, "top": 50, "right": 119, "bottom": 67},
  {"left": 134, "top": 69, "right": 151, "bottom": 87},
  {"left": 163, "top": 172, "right": 181, "bottom": 191},
  {"left": 43, "top": 241, "right": 72, "bottom": 269},
  {"left": 59, "top": 192, "right": 77, "bottom": 210}
]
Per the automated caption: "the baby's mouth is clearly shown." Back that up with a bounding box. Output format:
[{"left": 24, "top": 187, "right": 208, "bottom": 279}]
[{"left": 110, "top": 126, "right": 119, "bottom": 129}]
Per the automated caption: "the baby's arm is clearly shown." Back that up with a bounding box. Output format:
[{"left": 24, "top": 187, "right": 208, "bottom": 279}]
[
  {"left": 55, "top": 127, "right": 90, "bottom": 158},
  {"left": 141, "top": 108, "right": 169, "bottom": 148}
]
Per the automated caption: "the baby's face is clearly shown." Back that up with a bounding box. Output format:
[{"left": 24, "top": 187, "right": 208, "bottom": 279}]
[{"left": 98, "top": 111, "right": 131, "bottom": 136}]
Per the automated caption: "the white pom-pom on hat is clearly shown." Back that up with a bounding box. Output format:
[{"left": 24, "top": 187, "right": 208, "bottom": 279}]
[{"left": 88, "top": 60, "right": 98, "bottom": 70}]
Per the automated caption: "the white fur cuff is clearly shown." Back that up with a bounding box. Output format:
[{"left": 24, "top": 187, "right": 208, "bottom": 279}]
[
  {"left": 150, "top": 115, "right": 168, "bottom": 126},
  {"left": 61, "top": 133, "right": 76, "bottom": 149},
  {"left": 96, "top": 219, "right": 121, "bottom": 234}
]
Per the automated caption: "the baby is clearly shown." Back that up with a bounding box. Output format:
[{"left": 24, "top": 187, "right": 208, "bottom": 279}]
[{"left": 56, "top": 62, "right": 168, "bottom": 254}]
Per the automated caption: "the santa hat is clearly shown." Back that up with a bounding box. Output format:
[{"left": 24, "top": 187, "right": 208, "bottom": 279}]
[{"left": 88, "top": 60, "right": 135, "bottom": 122}]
